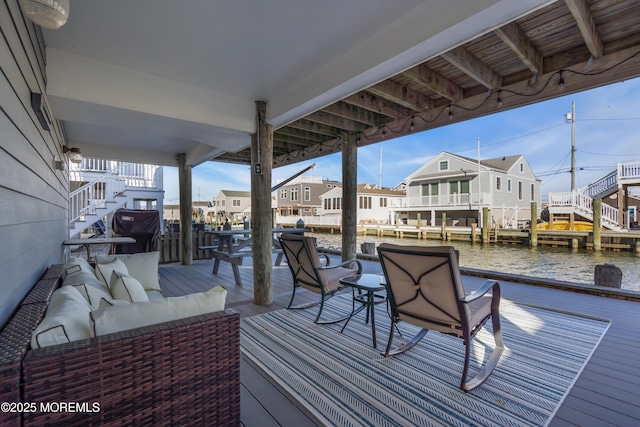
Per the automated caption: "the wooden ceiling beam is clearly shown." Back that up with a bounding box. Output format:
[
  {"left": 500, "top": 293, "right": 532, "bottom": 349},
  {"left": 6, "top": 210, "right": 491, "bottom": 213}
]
[
  {"left": 276, "top": 127, "right": 326, "bottom": 143},
  {"left": 303, "top": 110, "right": 368, "bottom": 132},
  {"left": 320, "top": 102, "right": 381, "bottom": 127},
  {"left": 273, "top": 134, "right": 312, "bottom": 148},
  {"left": 401, "top": 64, "right": 463, "bottom": 101},
  {"left": 565, "top": 0, "right": 603, "bottom": 58},
  {"left": 494, "top": 22, "right": 543, "bottom": 75},
  {"left": 366, "top": 80, "right": 433, "bottom": 111},
  {"left": 441, "top": 46, "right": 503, "bottom": 89},
  {"left": 285, "top": 119, "right": 340, "bottom": 138},
  {"left": 342, "top": 92, "right": 410, "bottom": 119}
]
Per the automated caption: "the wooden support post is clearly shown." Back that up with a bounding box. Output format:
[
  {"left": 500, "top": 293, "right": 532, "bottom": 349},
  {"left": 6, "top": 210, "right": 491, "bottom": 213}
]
[
  {"left": 251, "top": 101, "right": 273, "bottom": 305},
  {"left": 571, "top": 238, "right": 579, "bottom": 249},
  {"left": 569, "top": 212, "right": 575, "bottom": 231},
  {"left": 482, "top": 207, "right": 490, "bottom": 244},
  {"left": 471, "top": 223, "right": 477, "bottom": 243},
  {"left": 178, "top": 154, "right": 192, "bottom": 265},
  {"left": 623, "top": 185, "right": 629, "bottom": 229},
  {"left": 593, "top": 198, "right": 602, "bottom": 251},
  {"left": 618, "top": 187, "right": 624, "bottom": 228},
  {"left": 530, "top": 202, "right": 538, "bottom": 247},
  {"left": 416, "top": 213, "right": 421, "bottom": 229},
  {"left": 342, "top": 134, "right": 357, "bottom": 265},
  {"left": 549, "top": 212, "right": 554, "bottom": 231},
  {"left": 441, "top": 212, "right": 447, "bottom": 241}
]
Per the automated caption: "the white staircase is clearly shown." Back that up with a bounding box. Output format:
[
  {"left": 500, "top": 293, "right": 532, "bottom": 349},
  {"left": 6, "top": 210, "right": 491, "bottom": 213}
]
[
  {"left": 68, "top": 159, "right": 163, "bottom": 239},
  {"left": 548, "top": 161, "right": 640, "bottom": 231}
]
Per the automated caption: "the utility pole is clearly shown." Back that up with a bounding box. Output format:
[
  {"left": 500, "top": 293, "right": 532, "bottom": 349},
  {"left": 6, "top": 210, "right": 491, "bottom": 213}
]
[{"left": 567, "top": 101, "right": 576, "bottom": 191}]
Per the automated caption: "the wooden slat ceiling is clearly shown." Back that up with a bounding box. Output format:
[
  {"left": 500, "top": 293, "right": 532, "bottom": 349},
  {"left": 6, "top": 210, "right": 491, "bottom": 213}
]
[{"left": 214, "top": 0, "right": 640, "bottom": 168}]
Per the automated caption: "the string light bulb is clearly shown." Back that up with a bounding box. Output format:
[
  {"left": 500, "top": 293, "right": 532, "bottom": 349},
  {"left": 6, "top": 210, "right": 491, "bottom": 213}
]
[
  {"left": 448, "top": 105, "right": 453, "bottom": 121},
  {"left": 410, "top": 117, "right": 414, "bottom": 132},
  {"left": 558, "top": 71, "right": 565, "bottom": 91},
  {"left": 496, "top": 90, "right": 503, "bottom": 108}
]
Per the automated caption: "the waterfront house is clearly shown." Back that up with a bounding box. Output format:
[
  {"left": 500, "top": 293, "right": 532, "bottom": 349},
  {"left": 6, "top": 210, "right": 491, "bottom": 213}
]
[
  {"left": 319, "top": 184, "right": 406, "bottom": 225},
  {"left": 276, "top": 176, "right": 341, "bottom": 222},
  {"left": 212, "top": 190, "right": 251, "bottom": 223},
  {"left": 402, "top": 152, "right": 541, "bottom": 228},
  {"left": 3, "top": 1, "right": 640, "bottom": 425}
]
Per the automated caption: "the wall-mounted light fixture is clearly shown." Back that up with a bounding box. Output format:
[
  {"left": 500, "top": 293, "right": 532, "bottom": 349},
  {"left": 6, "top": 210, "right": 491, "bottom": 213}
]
[
  {"left": 63, "top": 146, "right": 82, "bottom": 163},
  {"left": 19, "top": 0, "right": 70, "bottom": 30}
]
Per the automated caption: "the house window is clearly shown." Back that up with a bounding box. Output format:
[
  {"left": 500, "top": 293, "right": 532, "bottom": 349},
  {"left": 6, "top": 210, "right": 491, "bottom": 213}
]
[
  {"left": 221, "top": 200, "right": 225, "bottom": 207},
  {"left": 280, "top": 189, "right": 287, "bottom": 199},
  {"left": 460, "top": 180, "right": 469, "bottom": 194},
  {"left": 430, "top": 183, "right": 438, "bottom": 196},
  {"left": 450, "top": 181, "right": 459, "bottom": 194},
  {"left": 291, "top": 187, "right": 298, "bottom": 201},
  {"left": 380, "top": 197, "right": 387, "bottom": 207},
  {"left": 324, "top": 198, "right": 330, "bottom": 210},
  {"left": 304, "top": 187, "right": 311, "bottom": 201},
  {"left": 520, "top": 162, "right": 524, "bottom": 172},
  {"left": 439, "top": 160, "right": 449, "bottom": 171},
  {"left": 232, "top": 199, "right": 241, "bottom": 207},
  {"left": 507, "top": 179, "right": 512, "bottom": 192},
  {"left": 359, "top": 196, "right": 372, "bottom": 209},
  {"left": 531, "top": 183, "right": 535, "bottom": 201},
  {"left": 518, "top": 181, "right": 523, "bottom": 200},
  {"left": 496, "top": 177, "right": 501, "bottom": 191},
  {"left": 303, "top": 208, "right": 310, "bottom": 213}
]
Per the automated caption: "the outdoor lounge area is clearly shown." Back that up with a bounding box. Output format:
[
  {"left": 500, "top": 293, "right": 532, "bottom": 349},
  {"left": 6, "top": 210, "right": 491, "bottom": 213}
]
[
  {"left": 159, "top": 253, "right": 639, "bottom": 426},
  {"left": 3, "top": 0, "right": 640, "bottom": 425}
]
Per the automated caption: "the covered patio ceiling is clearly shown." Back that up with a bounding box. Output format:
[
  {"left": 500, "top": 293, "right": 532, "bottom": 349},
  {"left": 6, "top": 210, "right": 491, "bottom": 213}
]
[{"left": 42, "top": 0, "right": 640, "bottom": 169}]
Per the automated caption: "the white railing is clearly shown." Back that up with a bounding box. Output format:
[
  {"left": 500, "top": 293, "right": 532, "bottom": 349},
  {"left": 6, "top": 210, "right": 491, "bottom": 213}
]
[
  {"left": 619, "top": 161, "right": 640, "bottom": 183},
  {"left": 548, "top": 191, "right": 620, "bottom": 228},
  {"left": 582, "top": 170, "right": 617, "bottom": 198},
  {"left": 69, "top": 170, "right": 126, "bottom": 223},
  {"left": 70, "top": 158, "right": 162, "bottom": 190},
  {"left": 405, "top": 192, "right": 491, "bottom": 207},
  {"left": 68, "top": 158, "right": 162, "bottom": 225}
]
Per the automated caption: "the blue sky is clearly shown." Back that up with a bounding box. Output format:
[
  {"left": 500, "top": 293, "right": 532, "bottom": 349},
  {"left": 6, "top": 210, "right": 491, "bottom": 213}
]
[{"left": 163, "top": 76, "right": 640, "bottom": 204}]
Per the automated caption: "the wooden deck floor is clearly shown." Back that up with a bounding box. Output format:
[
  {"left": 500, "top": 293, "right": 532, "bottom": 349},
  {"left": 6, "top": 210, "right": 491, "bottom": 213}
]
[{"left": 159, "top": 256, "right": 640, "bottom": 427}]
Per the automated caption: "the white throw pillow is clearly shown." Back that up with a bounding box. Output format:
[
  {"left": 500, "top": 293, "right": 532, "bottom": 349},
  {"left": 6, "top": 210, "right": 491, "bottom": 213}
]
[
  {"left": 31, "top": 286, "right": 93, "bottom": 349},
  {"left": 72, "top": 283, "right": 114, "bottom": 310},
  {"left": 95, "top": 258, "right": 129, "bottom": 286},
  {"left": 95, "top": 252, "right": 161, "bottom": 291},
  {"left": 62, "top": 257, "right": 96, "bottom": 280},
  {"left": 98, "top": 298, "right": 130, "bottom": 309},
  {"left": 91, "top": 286, "right": 227, "bottom": 336},
  {"left": 109, "top": 271, "right": 149, "bottom": 303}
]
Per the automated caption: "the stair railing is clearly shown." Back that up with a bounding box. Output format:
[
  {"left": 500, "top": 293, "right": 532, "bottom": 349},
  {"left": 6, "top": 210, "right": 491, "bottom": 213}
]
[
  {"left": 69, "top": 169, "right": 125, "bottom": 223},
  {"left": 582, "top": 170, "right": 618, "bottom": 198}
]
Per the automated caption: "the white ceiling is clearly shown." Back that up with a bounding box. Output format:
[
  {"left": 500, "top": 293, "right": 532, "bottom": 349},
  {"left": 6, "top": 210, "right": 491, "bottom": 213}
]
[{"left": 42, "top": 0, "right": 554, "bottom": 166}]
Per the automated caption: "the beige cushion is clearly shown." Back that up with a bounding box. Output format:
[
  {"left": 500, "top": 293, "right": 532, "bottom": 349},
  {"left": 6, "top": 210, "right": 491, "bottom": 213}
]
[
  {"left": 95, "top": 258, "right": 129, "bottom": 286},
  {"left": 95, "top": 252, "right": 160, "bottom": 291},
  {"left": 61, "top": 257, "right": 95, "bottom": 280},
  {"left": 31, "top": 286, "right": 93, "bottom": 349},
  {"left": 109, "top": 271, "right": 149, "bottom": 303},
  {"left": 98, "top": 297, "right": 130, "bottom": 309},
  {"left": 91, "top": 286, "right": 227, "bottom": 336},
  {"left": 145, "top": 289, "right": 165, "bottom": 301},
  {"left": 72, "top": 283, "right": 113, "bottom": 309}
]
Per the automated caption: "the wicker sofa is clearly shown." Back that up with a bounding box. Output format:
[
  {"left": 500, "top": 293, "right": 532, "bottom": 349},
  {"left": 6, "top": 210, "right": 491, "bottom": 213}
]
[{"left": 0, "top": 263, "right": 240, "bottom": 426}]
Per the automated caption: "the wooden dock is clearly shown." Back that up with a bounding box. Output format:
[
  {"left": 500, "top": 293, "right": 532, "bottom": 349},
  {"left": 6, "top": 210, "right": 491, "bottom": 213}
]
[{"left": 159, "top": 255, "right": 640, "bottom": 426}]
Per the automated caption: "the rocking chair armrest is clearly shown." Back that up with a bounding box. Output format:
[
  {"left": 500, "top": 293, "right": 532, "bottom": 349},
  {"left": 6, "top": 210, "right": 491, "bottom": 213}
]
[
  {"left": 320, "top": 253, "right": 330, "bottom": 266},
  {"left": 319, "top": 259, "right": 362, "bottom": 274},
  {"left": 462, "top": 279, "right": 500, "bottom": 303}
]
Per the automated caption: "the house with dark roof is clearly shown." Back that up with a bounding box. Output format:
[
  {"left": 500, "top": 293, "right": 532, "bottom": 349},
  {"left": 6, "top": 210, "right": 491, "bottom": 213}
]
[{"left": 402, "top": 152, "right": 541, "bottom": 228}]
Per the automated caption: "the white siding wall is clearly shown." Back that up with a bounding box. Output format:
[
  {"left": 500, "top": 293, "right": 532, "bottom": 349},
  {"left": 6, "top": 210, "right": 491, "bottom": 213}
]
[{"left": 0, "top": 1, "right": 68, "bottom": 327}]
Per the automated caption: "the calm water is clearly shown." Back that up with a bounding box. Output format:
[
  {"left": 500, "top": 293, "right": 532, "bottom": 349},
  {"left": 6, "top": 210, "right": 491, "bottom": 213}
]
[{"left": 309, "top": 233, "right": 640, "bottom": 292}]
